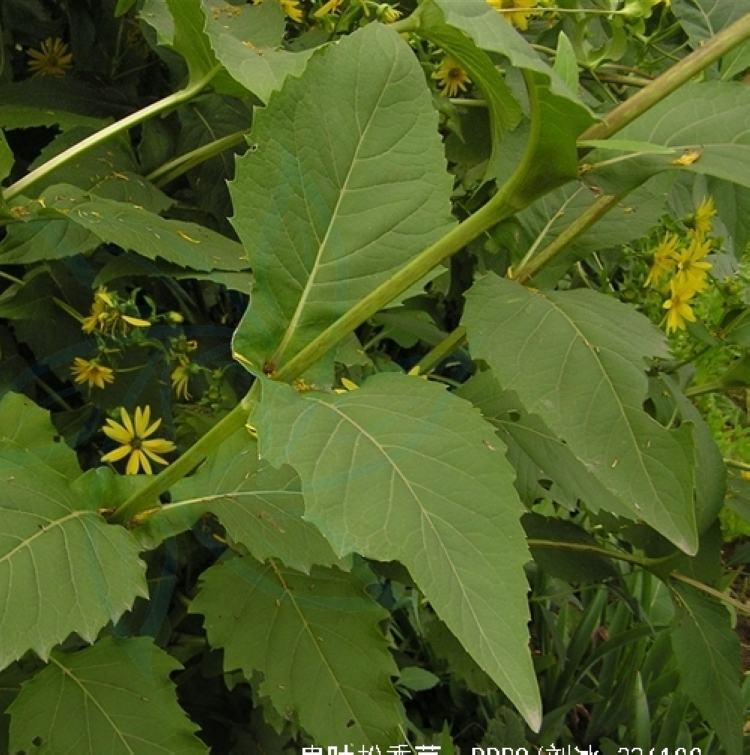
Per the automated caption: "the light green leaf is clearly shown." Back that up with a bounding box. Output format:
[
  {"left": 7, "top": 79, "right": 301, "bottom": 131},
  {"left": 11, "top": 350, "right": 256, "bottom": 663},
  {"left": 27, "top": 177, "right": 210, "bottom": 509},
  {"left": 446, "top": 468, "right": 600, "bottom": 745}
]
[
  {"left": 141, "top": 429, "right": 345, "bottom": 572},
  {"left": 255, "top": 373, "right": 542, "bottom": 729},
  {"left": 721, "top": 40, "right": 750, "bottom": 81},
  {"left": 230, "top": 23, "right": 455, "bottom": 379},
  {"left": 0, "top": 392, "right": 80, "bottom": 480},
  {"left": 0, "top": 131, "right": 13, "bottom": 186},
  {"left": 458, "top": 370, "right": 632, "bottom": 518},
  {"left": 6, "top": 185, "right": 247, "bottom": 271},
  {"left": 0, "top": 446, "right": 147, "bottom": 670},
  {"left": 140, "top": 0, "right": 175, "bottom": 45},
  {"left": 671, "top": 0, "right": 747, "bottom": 47},
  {"left": 463, "top": 274, "right": 698, "bottom": 554},
  {"left": 8, "top": 637, "right": 206, "bottom": 753},
  {"left": 708, "top": 176, "right": 750, "bottom": 253},
  {"left": 671, "top": 584, "right": 743, "bottom": 755},
  {"left": 202, "top": 0, "right": 312, "bottom": 104},
  {"left": 553, "top": 32, "right": 579, "bottom": 93},
  {"left": 165, "top": 0, "right": 220, "bottom": 83},
  {"left": 587, "top": 83, "right": 750, "bottom": 192},
  {"left": 0, "top": 217, "right": 100, "bottom": 265},
  {"left": 191, "top": 555, "right": 402, "bottom": 746}
]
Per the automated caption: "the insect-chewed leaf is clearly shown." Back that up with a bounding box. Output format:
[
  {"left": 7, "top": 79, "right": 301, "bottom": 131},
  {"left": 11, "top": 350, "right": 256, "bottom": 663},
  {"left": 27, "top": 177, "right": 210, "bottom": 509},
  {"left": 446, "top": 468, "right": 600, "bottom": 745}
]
[
  {"left": 463, "top": 274, "right": 698, "bottom": 554},
  {"left": 254, "top": 373, "right": 542, "bottom": 730},
  {"left": 229, "top": 23, "right": 455, "bottom": 380}
]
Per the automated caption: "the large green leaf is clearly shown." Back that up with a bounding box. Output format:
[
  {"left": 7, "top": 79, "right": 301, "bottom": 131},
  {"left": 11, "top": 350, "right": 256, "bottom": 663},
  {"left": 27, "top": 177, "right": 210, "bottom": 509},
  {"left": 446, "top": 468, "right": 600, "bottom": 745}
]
[
  {"left": 255, "top": 373, "right": 542, "bottom": 729},
  {"left": 165, "top": 0, "right": 220, "bottom": 83},
  {"left": 458, "top": 370, "right": 633, "bottom": 518},
  {"left": 463, "top": 274, "right": 698, "bottom": 554},
  {"left": 587, "top": 83, "right": 750, "bottom": 193},
  {"left": 670, "top": 584, "right": 743, "bottom": 755},
  {"left": 230, "top": 23, "right": 455, "bottom": 379},
  {"left": 672, "top": 0, "right": 748, "bottom": 47},
  {"left": 8, "top": 637, "right": 206, "bottom": 753},
  {"left": 140, "top": 429, "right": 345, "bottom": 572},
  {"left": 191, "top": 555, "right": 402, "bottom": 746},
  {"left": 4, "top": 185, "right": 246, "bottom": 271},
  {"left": 0, "top": 445, "right": 147, "bottom": 669},
  {"left": 202, "top": 0, "right": 312, "bottom": 104}
]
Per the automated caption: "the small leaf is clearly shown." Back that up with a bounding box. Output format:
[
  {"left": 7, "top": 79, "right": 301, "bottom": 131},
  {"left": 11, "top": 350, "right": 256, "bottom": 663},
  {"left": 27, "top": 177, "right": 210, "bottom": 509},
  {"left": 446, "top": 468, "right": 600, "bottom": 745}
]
[
  {"left": 553, "top": 32, "right": 579, "bottom": 93},
  {"left": 191, "top": 555, "right": 402, "bottom": 746},
  {"left": 0, "top": 130, "right": 13, "bottom": 186},
  {"left": 671, "top": 583, "right": 744, "bottom": 755},
  {"left": 230, "top": 23, "right": 455, "bottom": 379},
  {"left": 255, "top": 374, "right": 542, "bottom": 729},
  {"left": 463, "top": 274, "right": 697, "bottom": 553},
  {"left": 0, "top": 445, "right": 147, "bottom": 670},
  {"left": 8, "top": 637, "right": 206, "bottom": 753}
]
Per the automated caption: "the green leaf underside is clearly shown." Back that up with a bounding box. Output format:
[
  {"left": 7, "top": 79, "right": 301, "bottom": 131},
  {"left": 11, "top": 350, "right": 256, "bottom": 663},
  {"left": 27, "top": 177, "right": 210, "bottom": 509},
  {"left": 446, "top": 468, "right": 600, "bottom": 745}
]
[
  {"left": 203, "top": 0, "right": 312, "bottom": 104},
  {"left": 4, "top": 185, "right": 246, "bottom": 271},
  {"left": 588, "top": 83, "right": 750, "bottom": 192},
  {"left": 191, "top": 556, "right": 402, "bottom": 746},
  {"left": 255, "top": 373, "right": 542, "bottom": 729},
  {"left": 0, "top": 444, "right": 147, "bottom": 669},
  {"left": 147, "top": 429, "right": 344, "bottom": 572},
  {"left": 670, "top": 584, "right": 743, "bottom": 755},
  {"left": 672, "top": 0, "right": 748, "bottom": 47},
  {"left": 229, "top": 23, "right": 455, "bottom": 378},
  {"left": 463, "top": 274, "right": 697, "bottom": 554},
  {"left": 8, "top": 637, "right": 206, "bottom": 754},
  {"left": 458, "top": 370, "right": 632, "bottom": 518}
]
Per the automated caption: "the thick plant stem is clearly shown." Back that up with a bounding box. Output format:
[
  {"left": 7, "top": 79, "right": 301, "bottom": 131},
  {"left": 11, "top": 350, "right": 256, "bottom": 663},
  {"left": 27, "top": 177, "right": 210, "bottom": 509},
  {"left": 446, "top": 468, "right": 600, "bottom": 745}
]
[
  {"left": 3, "top": 65, "right": 222, "bottom": 202},
  {"left": 412, "top": 326, "right": 467, "bottom": 376},
  {"left": 109, "top": 388, "right": 255, "bottom": 525},
  {"left": 513, "top": 192, "right": 625, "bottom": 284},
  {"left": 579, "top": 13, "right": 750, "bottom": 144}
]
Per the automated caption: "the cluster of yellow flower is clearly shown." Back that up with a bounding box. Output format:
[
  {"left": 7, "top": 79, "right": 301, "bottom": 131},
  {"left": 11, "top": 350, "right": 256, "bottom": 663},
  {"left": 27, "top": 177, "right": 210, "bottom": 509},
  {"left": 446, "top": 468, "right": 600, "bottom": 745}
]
[{"left": 644, "top": 197, "right": 717, "bottom": 334}]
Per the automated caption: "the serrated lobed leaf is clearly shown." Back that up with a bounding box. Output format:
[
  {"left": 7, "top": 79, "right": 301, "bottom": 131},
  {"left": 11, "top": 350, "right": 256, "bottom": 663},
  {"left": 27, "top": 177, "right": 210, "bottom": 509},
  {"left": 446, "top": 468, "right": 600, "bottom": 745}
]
[
  {"left": 143, "top": 429, "right": 345, "bottom": 572},
  {"left": 191, "top": 556, "right": 401, "bottom": 746},
  {"left": 8, "top": 637, "right": 206, "bottom": 753},
  {"left": 0, "top": 445, "right": 147, "bottom": 670},
  {"left": 671, "top": 584, "right": 744, "bottom": 755},
  {"left": 463, "top": 274, "right": 697, "bottom": 553},
  {"left": 255, "top": 374, "right": 542, "bottom": 729},
  {"left": 229, "top": 23, "right": 455, "bottom": 378}
]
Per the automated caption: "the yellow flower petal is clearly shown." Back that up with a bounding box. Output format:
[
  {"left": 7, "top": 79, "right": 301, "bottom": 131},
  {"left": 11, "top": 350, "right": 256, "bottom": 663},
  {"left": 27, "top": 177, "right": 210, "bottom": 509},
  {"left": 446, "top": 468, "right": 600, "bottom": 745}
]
[{"left": 101, "top": 445, "right": 132, "bottom": 463}]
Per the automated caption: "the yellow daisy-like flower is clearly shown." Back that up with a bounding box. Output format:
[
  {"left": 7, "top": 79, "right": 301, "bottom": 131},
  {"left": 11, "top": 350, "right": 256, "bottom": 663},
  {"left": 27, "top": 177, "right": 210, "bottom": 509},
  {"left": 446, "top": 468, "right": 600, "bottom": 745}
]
[
  {"left": 252, "top": 0, "right": 304, "bottom": 22},
  {"left": 673, "top": 234, "right": 712, "bottom": 293},
  {"left": 432, "top": 57, "right": 472, "bottom": 98},
  {"left": 644, "top": 233, "right": 679, "bottom": 289},
  {"left": 171, "top": 362, "right": 192, "bottom": 401},
  {"left": 689, "top": 196, "right": 717, "bottom": 239},
  {"left": 315, "top": 0, "right": 343, "bottom": 16},
  {"left": 662, "top": 278, "right": 698, "bottom": 334},
  {"left": 486, "top": 0, "right": 537, "bottom": 30},
  {"left": 101, "top": 406, "right": 177, "bottom": 475},
  {"left": 27, "top": 38, "right": 73, "bottom": 77},
  {"left": 70, "top": 357, "right": 115, "bottom": 390}
]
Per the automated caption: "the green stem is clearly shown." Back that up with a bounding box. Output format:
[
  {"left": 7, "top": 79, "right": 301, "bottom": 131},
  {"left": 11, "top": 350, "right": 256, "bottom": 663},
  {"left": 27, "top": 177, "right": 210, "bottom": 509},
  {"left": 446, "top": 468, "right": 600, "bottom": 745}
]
[
  {"left": 513, "top": 192, "right": 625, "bottom": 284},
  {"left": 527, "top": 538, "right": 671, "bottom": 568},
  {"left": 109, "top": 387, "right": 255, "bottom": 524},
  {"left": 2, "top": 65, "right": 222, "bottom": 203},
  {"left": 670, "top": 571, "right": 750, "bottom": 615},
  {"left": 147, "top": 129, "right": 249, "bottom": 187},
  {"left": 684, "top": 380, "right": 721, "bottom": 397},
  {"left": 724, "top": 458, "right": 750, "bottom": 472},
  {"left": 412, "top": 326, "right": 467, "bottom": 376},
  {"left": 579, "top": 13, "right": 750, "bottom": 144}
]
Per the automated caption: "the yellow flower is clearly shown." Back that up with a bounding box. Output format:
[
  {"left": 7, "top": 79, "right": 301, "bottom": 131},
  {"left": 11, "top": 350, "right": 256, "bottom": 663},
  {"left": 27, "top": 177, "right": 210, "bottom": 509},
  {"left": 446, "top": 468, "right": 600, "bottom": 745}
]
[
  {"left": 315, "top": 0, "right": 343, "bottom": 16},
  {"left": 380, "top": 4, "right": 402, "bottom": 23},
  {"left": 432, "top": 57, "right": 472, "bottom": 98},
  {"left": 101, "top": 406, "right": 176, "bottom": 475},
  {"left": 70, "top": 358, "right": 115, "bottom": 390},
  {"left": 486, "top": 0, "right": 537, "bottom": 30},
  {"left": 673, "top": 234, "right": 712, "bottom": 293},
  {"left": 171, "top": 362, "right": 192, "bottom": 401},
  {"left": 27, "top": 38, "right": 73, "bottom": 77},
  {"left": 644, "top": 233, "right": 679, "bottom": 289},
  {"left": 252, "top": 0, "right": 304, "bottom": 22},
  {"left": 689, "top": 196, "right": 716, "bottom": 238},
  {"left": 80, "top": 286, "right": 151, "bottom": 335},
  {"left": 662, "top": 279, "right": 698, "bottom": 334}
]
